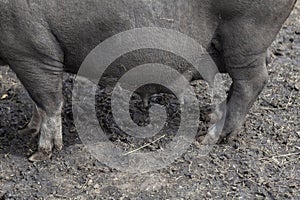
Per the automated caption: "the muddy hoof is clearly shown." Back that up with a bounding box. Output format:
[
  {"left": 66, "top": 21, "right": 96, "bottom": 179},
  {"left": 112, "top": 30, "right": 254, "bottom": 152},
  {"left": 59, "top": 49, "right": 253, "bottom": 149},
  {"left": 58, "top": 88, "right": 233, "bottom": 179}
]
[
  {"left": 28, "top": 151, "right": 52, "bottom": 162},
  {"left": 54, "top": 143, "right": 63, "bottom": 151}
]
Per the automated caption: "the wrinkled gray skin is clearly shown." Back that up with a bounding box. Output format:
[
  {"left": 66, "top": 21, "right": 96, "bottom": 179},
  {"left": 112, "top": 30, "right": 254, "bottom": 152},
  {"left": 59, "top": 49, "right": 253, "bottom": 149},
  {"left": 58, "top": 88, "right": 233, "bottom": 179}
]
[{"left": 0, "top": 0, "right": 297, "bottom": 161}]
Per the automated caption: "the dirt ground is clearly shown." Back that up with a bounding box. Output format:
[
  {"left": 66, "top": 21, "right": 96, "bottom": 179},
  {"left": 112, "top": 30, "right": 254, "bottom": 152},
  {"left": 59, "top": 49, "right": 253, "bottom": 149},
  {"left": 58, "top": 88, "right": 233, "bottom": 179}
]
[{"left": 0, "top": 3, "right": 299, "bottom": 200}]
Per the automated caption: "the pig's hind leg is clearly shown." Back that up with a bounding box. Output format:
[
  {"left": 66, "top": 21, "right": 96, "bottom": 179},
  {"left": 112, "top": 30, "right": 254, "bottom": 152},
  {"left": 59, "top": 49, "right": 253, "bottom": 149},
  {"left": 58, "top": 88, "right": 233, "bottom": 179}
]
[
  {"left": 7, "top": 27, "right": 65, "bottom": 161},
  {"left": 9, "top": 57, "right": 64, "bottom": 162}
]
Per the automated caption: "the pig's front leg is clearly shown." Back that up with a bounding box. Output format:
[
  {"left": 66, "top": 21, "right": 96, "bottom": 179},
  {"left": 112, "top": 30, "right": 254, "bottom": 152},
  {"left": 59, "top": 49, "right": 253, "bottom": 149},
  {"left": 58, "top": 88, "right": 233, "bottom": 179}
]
[
  {"left": 204, "top": 54, "right": 268, "bottom": 144},
  {"left": 204, "top": 18, "right": 271, "bottom": 144}
]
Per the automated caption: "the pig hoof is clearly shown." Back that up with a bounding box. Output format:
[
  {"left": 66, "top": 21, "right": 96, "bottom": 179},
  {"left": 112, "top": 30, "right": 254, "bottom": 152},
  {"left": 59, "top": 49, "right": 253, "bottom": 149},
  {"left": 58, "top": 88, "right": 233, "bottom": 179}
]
[
  {"left": 221, "top": 131, "right": 239, "bottom": 144},
  {"left": 28, "top": 151, "right": 52, "bottom": 162},
  {"left": 202, "top": 124, "right": 221, "bottom": 145},
  {"left": 202, "top": 135, "right": 217, "bottom": 145},
  {"left": 18, "top": 127, "right": 39, "bottom": 138},
  {"left": 54, "top": 142, "right": 63, "bottom": 151},
  {"left": 53, "top": 135, "right": 63, "bottom": 151}
]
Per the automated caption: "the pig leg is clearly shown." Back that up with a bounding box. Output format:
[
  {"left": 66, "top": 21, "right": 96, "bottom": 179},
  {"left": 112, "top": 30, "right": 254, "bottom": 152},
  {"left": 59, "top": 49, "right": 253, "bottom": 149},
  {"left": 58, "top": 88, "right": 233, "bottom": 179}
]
[
  {"left": 18, "top": 104, "right": 41, "bottom": 137},
  {"left": 205, "top": 57, "right": 268, "bottom": 144},
  {"left": 220, "top": 60, "right": 268, "bottom": 142},
  {"left": 140, "top": 92, "right": 150, "bottom": 108},
  {"left": 204, "top": 20, "right": 271, "bottom": 144},
  {"left": 206, "top": 0, "right": 297, "bottom": 143},
  {"left": 9, "top": 58, "right": 64, "bottom": 161}
]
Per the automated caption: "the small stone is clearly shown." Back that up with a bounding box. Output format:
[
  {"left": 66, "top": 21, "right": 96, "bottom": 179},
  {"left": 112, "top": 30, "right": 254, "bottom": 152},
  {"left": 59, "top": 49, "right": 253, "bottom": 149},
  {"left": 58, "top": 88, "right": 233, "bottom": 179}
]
[
  {"left": 1, "top": 94, "right": 8, "bottom": 100},
  {"left": 87, "top": 179, "right": 93, "bottom": 186},
  {"left": 94, "top": 184, "right": 100, "bottom": 189}
]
